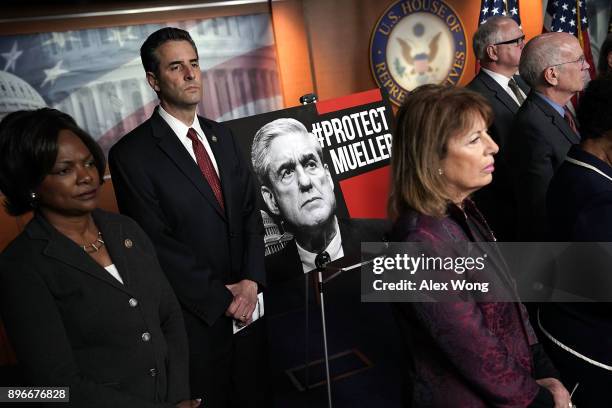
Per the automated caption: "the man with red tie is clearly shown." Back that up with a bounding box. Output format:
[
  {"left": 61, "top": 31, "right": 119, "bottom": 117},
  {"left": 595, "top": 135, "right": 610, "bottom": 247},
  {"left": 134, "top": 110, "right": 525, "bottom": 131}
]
[
  {"left": 506, "top": 32, "right": 589, "bottom": 241},
  {"left": 109, "top": 27, "right": 268, "bottom": 408}
]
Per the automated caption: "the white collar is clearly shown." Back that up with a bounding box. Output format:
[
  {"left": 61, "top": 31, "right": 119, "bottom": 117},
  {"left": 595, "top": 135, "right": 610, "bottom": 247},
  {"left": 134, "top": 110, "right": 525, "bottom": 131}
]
[
  {"left": 157, "top": 105, "right": 205, "bottom": 140},
  {"left": 481, "top": 67, "right": 513, "bottom": 86},
  {"left": 295, "top": 218, "right": 344, "bottom": 273}
]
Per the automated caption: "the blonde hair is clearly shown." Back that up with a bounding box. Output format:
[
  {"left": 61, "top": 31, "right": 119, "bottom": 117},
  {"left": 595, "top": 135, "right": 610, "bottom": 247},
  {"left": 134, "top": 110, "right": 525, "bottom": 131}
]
[{"left": 388, "top": 84, "right": 493, "bottom": 220}]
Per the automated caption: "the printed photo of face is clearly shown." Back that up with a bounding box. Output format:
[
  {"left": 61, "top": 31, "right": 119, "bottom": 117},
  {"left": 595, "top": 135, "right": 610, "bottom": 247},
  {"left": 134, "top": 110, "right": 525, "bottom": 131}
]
[{"left": 261, "top": 130, "right": 336, "bottom": 232}]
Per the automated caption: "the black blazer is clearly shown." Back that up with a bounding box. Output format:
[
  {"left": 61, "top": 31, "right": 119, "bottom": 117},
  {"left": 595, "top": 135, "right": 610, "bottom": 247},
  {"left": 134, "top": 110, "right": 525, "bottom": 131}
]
[
  {"left": 0, "top": 209, "right": 189, "bottom": 407},
  {"left": 467, "top": 71, "right": 530, "bottom": 240},
  {"left": 507, "top": 92, "right": 580, "bottom": 241},
  {"left": 108, "top": 110, "right": 265, "bottom": 393},
  {"left": 543, "top": 145, "right": 612, "bottom": 368}
]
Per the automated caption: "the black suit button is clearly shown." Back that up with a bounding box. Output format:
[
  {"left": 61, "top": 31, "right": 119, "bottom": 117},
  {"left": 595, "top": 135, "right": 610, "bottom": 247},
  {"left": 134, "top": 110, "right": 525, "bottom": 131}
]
[
  {"left": 141, "top": 332, "right": 151, "bottom": 342},
  {"left": 129, "top": 298, "right": 138, "bottom": 307},
  {"left": 149, "top": 368, "right": 158, "bottom": 377}
]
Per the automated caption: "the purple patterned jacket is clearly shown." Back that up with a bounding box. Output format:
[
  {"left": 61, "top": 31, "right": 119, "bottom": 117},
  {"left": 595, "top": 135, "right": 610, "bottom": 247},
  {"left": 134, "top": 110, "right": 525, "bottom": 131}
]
[{"left": 390, "top": 201, "right": 549, "bottom": 408}]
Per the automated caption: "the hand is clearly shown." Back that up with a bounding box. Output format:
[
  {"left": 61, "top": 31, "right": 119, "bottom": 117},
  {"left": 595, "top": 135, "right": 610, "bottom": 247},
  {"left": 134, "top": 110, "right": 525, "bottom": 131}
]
[
  {"left": 176, "top": 398, "right": 201, "bottom": 408},
  {"left": 225, "top": 279, "right": 258, "bottom": 323},
  {"left": 536, "top": 377, "right": 571, "bottom": 408}
]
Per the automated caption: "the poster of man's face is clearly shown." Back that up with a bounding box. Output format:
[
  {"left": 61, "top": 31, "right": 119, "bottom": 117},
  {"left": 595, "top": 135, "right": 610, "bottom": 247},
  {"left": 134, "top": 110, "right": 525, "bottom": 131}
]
[
  {"left": 253, "top": 119, "right": 336, "bottom": 235},
  {"left": 224, "top": 91, "right": 393, "bottom": 282},
  {"left": 250, "top": 118, "right": 346, "bottom": 276}
]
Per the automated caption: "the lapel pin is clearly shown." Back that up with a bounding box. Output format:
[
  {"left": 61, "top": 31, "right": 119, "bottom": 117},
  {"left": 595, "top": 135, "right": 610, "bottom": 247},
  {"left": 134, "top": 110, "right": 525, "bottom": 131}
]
[
  {"left": 124, "top": 239, "right": 133, "bottom": 248},
  {"left": 211, "top": 135, "right": 217, "bottom": 143}
]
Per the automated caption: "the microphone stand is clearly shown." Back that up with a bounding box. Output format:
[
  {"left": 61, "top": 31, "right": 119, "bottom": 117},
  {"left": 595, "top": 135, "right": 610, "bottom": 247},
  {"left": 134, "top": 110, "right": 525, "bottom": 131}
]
[{"left": 315, "top": 251, "right": 333, "bottom": 408}]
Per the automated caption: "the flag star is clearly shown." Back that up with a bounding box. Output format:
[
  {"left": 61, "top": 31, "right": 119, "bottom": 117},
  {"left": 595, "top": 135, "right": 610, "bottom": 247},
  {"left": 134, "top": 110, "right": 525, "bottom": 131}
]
[
  {"left": 43, "top": 32, "right": 78, "bottom": 49},
  {"left": 569, "top": 19, "right": 575, "bottom": 27},
  {"left": 41, "top": 60, "right": 68, "bottom": 87},
  {"left": 1, "top": 41, "right": 23, "bottom": 72},
  {"left": 577, "top": 1, "right": 581, "bottom": 6},
  {"left": 582, "top": 17, "right": 587, "bottom": 23},
  {"left": 492, "top": 7, "right": 499, "bottom": 15},
  {"left": 511, "top": 7, "right": 518, "bottom": 15},
  {"left": 562, "top": 3, "right": 568, "bottom": 10},
  {"left": 482, "top": 6, "right": 489, "bottom": 14},
  {"left": 557, "top": 27, "right": 564, "bottom": 32},
  {"left": 572, "top": 7, "right": 576, "bottom": 14},
  {"left": 569, "top": 30, "right": 574, "bottom": 35},
  {"left": 502, "top": 10, "right": 507, "bottom": 16},
  {"left": 560, "top": 16, "right": 566, "bottom": 23},
  {"left": 481, "top": 19, "right": 487, "bottom": 24},
  {"left": 554, "top": 1, "right": 559, "bottom": 5}
]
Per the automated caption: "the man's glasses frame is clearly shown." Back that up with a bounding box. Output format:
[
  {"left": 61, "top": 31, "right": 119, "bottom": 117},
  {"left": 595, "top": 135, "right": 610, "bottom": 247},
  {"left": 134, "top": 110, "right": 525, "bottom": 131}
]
[
  {"left": 493, "top": 35, "right": 525, "bottom": 47},
  {"left": 548, "top": 55, "right": 587, "bottom": 69}
]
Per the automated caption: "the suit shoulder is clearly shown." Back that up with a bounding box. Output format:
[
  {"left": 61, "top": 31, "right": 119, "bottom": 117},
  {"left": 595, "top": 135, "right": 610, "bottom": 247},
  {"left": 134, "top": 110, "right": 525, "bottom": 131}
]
[
  {"left": 109, "top": 119, "right": 154, "bottom": 155},
  {"left": 465, "top": 75, "right": 485, "bottom": 91},
  {"left": 199, "top": 115, "right": 233, "bottom": 137},
  {"left": 0, "top": 230, "right": 32, "bottom": 259}
]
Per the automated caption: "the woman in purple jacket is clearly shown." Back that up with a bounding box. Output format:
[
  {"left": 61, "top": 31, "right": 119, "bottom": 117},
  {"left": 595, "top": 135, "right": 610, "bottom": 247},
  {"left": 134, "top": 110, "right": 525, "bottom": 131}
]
[{"left": 387, "top": 85, "right": 570, "bottom": 408}]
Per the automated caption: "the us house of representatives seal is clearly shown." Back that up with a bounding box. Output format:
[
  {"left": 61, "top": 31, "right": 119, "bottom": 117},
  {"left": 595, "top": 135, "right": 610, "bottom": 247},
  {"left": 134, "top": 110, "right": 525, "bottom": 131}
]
[{"left": 370, "top": 0, "right": 468, "bottom": 106}]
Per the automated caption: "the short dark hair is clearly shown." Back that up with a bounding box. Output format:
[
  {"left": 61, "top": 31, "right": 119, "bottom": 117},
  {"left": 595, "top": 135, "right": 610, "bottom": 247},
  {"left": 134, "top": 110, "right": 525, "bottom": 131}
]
[
  {"left": 0, "top": 108, "right": 106, "bottom": 216},
  {"left": 577, "top": 77, "right": 612, "bottom": 140},
  {"left": 140, "top": 27, "right": 198, "bottom": 76},
  {"left": 598, "top": 33, "right": 612, "bottom": 78}
]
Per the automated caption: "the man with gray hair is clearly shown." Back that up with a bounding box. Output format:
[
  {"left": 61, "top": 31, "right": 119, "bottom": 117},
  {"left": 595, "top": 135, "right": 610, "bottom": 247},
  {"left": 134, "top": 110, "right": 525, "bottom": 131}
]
[
  {"left": 251, "top": 118, "right": 342, "bottom": 275},
  {"left": 467, "top": 16, "right": 529, "bottom": 240},
  {"left": 507, "top": 32, "right": 589, "bottom": 240}
]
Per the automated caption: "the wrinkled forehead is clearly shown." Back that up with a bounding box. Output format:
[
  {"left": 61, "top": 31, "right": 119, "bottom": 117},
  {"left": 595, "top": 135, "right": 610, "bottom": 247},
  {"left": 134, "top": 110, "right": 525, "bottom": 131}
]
[
  {"left": 268, "top": 132, "right": 322, "bottom": 167},
  {"left": 558, "top": 38, "right": 582, "bottom": 58}
]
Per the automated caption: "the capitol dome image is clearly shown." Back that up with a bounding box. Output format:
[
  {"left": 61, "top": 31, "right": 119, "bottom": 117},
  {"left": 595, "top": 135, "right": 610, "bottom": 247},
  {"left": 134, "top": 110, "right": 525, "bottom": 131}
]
[{"left": 0, "top": 70, "right": 46, "bottom": 120}]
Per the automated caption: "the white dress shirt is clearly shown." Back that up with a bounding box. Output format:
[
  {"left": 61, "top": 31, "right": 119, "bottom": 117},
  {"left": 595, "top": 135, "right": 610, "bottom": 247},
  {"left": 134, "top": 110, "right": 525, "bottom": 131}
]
[
  {"left": 296, "top": 218, "right": 344, "bottom": 273},
  {"left": 157, "top": 105, "right": 219, "bottom": 176},
  {"left": 104, "top": 264, "right": 124, "bottom": 284},
  {"left": 481, "top": 67, "right": 526, "bottom": 106}
]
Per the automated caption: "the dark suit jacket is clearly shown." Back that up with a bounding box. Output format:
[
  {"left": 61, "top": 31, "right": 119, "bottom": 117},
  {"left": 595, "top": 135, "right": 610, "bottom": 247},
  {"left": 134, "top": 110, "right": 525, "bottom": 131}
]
[
  {"left": 507, "top": 92, "right": 580, "bottom": 241},
  {"left": 108, "top": 110, "right": 265, "bottom": 394},
  {"left": 467, "top": 71, "right": 529, "bottom": 240},
  {"left": 543, "top": 145, "right": 612, "bottom": 366},
  {"left": 389, "top": 201, "right": 556, "bottom": 407},
  {"left": 0, "top": 209, "right": 189, "bottom": 407}
]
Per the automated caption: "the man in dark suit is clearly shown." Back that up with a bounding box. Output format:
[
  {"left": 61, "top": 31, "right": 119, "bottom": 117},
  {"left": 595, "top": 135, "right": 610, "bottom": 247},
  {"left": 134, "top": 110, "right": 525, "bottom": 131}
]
[
  {"left": 507, "top": 32, "right": 589, "bottom": 241},
  {"left": 108, "top": 28, "right": 267, "bottom": 408},
  {"left": 467, "top": 16, "right": 528, "bottom": 240}
]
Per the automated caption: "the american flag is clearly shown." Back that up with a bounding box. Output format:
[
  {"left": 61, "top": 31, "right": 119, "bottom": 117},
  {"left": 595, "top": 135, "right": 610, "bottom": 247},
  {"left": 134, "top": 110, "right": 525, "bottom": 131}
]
[
  {"left": 544, "top": 0, "right": 596, "bottom": 80},
  {"left": 0, "top": 14, "right": 283, "bottom": 155},
  {"left": 479, "top": 0, "right": 522, "bottom": 26}
]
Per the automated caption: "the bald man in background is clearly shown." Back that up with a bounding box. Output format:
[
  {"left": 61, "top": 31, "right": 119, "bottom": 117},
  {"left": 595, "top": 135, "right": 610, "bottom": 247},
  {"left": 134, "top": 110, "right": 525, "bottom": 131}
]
[{"left": 506, "top": 32, "right": 589, "bottom": 241}]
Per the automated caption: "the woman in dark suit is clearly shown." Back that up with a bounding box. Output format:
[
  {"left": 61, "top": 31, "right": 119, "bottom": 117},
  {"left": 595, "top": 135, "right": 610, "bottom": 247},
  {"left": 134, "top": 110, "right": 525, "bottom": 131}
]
[
  {"left": 388, "top": 85, "right": 570, "bottom": 407},
  {"left": 0, "top": 108, "right": 199, "bottom": 408},
  {"left": 544, "top": 78, "right": 612, "bottom": 407}
]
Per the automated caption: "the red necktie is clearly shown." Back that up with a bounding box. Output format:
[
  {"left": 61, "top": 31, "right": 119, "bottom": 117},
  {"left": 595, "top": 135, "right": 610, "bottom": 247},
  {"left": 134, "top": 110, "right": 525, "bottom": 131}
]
[
  {"left": 187, "top": 128, "right": 225, "bottom": 211},
  {"left": 563, "top": 107, "right": 578, "bottom": 135}
]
